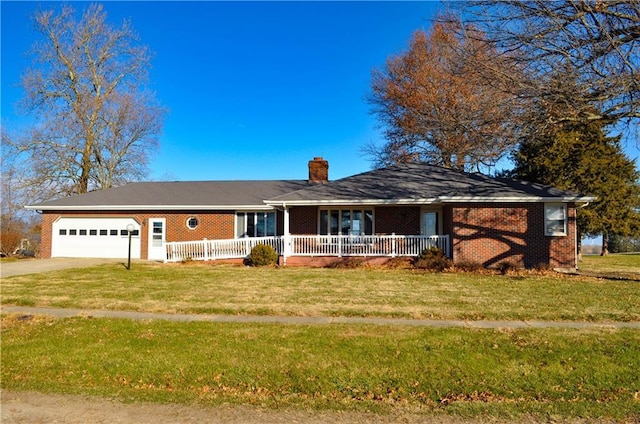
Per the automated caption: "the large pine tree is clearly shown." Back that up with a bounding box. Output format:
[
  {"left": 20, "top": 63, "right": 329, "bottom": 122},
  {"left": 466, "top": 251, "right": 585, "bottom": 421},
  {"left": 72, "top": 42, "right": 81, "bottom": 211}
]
[{"left": 512, "top": 121, "right": 640, "bottom": 255}]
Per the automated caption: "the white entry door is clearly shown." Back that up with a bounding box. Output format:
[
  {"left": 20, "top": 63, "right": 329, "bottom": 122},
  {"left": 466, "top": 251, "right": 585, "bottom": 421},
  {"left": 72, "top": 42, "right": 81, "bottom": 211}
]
[
  {"left": 421, "top": 211, "right": 438, "bottom": 237},
  {"left": 148, "top": 218, "right": 166, "bottom": 261}
]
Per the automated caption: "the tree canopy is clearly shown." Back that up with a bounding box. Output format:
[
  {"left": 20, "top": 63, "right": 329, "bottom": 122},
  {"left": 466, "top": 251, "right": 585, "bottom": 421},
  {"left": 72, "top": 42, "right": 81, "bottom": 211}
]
[
  {"left": 511, "top": 118, "right": 640, "bottom": 254},
  {"left": 7, "top": 3, "right": 165, "bottom": 201},
  {"left": 366, "top": 17, "right": 525, "bottom": 172},
  {"left": 459, "top": 0, "right": 640, "bottom": 130}
]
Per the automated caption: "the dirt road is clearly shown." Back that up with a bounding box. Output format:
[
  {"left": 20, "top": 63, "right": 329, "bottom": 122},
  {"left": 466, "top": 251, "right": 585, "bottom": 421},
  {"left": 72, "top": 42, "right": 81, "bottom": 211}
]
[{"left": 1, "top": 390, "right": 496, "bottom": 424}]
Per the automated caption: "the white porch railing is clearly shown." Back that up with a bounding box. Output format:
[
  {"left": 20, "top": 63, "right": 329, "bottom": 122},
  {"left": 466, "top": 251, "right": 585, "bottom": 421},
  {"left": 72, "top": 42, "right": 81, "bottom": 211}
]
[
  {"left": 165, "top": 234, "right": 450, "bottom": 263},
  {"left": 165, "top": 236, "right": 283, "bottom": 263},
  {"left": 290, "top": 234, "right": 449, "bottom": 258}
]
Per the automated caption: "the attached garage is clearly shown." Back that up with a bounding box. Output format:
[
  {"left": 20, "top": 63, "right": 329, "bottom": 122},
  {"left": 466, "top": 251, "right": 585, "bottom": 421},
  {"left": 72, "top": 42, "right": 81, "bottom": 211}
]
[{"left": 52, "top": 217, "right": 141, "bottom": 259}]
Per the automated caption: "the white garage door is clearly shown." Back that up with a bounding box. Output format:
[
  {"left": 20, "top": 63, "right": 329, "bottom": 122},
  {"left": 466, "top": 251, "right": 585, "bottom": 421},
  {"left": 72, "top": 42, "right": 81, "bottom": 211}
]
[{"left": 52, "top": 218, "right": 141, "bottom": 259}]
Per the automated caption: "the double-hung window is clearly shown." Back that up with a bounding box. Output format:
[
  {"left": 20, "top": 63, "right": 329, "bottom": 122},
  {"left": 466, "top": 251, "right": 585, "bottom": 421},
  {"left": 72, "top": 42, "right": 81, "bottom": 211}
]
[
  {"left": 544, "top": 203, "right": 567, "bottom": 236},
  {"left": 319, "top": 209, "right": 373, "bottom": 235},
  {"left": 236, "top": 212, "right": 276, "bottom": 238}
]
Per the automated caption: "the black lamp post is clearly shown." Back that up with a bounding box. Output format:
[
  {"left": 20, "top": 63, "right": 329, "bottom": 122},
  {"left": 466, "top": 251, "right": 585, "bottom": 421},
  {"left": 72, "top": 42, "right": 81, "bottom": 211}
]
[{"left": 126, "top": 223, "right": 135, "bottom": 270}]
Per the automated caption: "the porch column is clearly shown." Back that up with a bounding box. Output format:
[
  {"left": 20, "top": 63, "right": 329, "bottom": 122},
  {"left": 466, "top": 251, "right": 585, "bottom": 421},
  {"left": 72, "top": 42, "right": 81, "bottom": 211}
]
[{"left": 282, "top": 205, "right": 291, "bottom": 265}]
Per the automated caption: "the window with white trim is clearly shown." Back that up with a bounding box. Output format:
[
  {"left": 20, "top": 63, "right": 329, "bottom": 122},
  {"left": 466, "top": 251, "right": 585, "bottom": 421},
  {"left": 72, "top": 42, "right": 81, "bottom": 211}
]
[
  {"left": 319, "top": 209, "right": 373, "bottom": 235},
  {"left": 544, "top": 203, "right": 567, "bottom": 236},
  {"left": 236, "top": 212, "right": 276, "bottom": 237},
  {"left": 186, "top": 216, "right": 199, "bottom": 230}
]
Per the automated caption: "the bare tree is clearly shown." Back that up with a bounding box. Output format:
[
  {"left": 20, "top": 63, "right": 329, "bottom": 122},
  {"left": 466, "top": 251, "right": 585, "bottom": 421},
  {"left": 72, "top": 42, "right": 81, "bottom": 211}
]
[
  {"left": 11, "top": 3, "right": 165, "bottom": 199},
  {"left": 366, "top": 16, "right": 525, "bottom": 172},
  {"left": 459, "top": 1, "right": 640, "bottom": 129}
]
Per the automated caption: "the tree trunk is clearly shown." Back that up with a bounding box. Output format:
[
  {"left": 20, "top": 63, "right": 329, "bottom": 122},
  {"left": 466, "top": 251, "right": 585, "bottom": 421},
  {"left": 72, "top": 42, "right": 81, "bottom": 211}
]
[
  {"left": 600, "top": 233, "right": 609, "bottom": 256},
  {"left": 577, "top": 231, "right": 583, "bottom": 262}
]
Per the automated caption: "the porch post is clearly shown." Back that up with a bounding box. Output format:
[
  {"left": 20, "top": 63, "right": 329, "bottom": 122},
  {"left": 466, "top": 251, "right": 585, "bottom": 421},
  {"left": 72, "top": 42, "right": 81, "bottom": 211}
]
[{"left": 282, "top": 205, "right": 291, "bottom": 265}]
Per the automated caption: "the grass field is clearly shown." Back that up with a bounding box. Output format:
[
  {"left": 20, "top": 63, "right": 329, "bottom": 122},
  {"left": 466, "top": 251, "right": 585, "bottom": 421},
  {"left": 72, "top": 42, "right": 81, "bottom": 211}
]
[
  {"left": 2, "top": 262, "right": 639, "bottom": 322},
  {"left": 2, "top": 315, "right": 639, "bottom": 419},
  {"left": 579, "top": 252, "right": 640, "bottom": 278},
  {"left": 2, "top": 259, "right": 639, "bottom": 420}
]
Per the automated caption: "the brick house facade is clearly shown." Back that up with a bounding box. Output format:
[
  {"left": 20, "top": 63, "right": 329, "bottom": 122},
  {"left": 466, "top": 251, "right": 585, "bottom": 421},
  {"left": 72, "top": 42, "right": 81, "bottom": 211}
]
[{"left": 29, "top": 159, "right": 593, "bottom": 269}]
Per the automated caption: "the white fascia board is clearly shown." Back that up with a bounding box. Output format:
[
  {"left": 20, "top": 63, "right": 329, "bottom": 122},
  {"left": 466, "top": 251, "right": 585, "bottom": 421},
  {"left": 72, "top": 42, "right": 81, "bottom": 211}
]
[
  {"left": 264, "top": 196, "right": 597, "bottom": 207},
  {"left": 264, "top": 198, "right": 440, "bottom": 207},
  {"left": 438, "top": 196, "right": 597, "bottom": 203},
  {"left": 26, "top": 204, "right": 275, "bottom": 211}
]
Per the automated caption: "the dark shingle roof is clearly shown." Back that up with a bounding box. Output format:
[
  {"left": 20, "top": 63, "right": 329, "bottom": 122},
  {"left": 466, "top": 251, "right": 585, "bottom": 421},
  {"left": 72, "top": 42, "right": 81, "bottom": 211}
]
[
  {"left": 27, "top": 163, "right": 594, "bottom": 211},
  {"left": 28, "top": 180, "right": 310, "bottom": 210},
  {"left": 266, "top": 163, "right": 593, "bottom": 205}
]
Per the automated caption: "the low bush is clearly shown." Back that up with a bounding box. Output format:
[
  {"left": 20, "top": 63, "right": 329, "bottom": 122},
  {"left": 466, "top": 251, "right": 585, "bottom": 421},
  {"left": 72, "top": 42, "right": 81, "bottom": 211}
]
[
  {"left": 247, "top": 244, "right": 278, "bottom": 267},
  {"left": 413, "top": 246, "right": 452, "bottom": 272}
]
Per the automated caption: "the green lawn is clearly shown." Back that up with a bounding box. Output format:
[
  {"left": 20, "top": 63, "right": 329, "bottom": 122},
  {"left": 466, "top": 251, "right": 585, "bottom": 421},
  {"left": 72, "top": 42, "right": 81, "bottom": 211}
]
[
  {"left": 2, "top": 315, "right": 638, "bottom": 419},
  {"left": 2, "top": 262, "right": 638, "bottom": 322},
  {"left": 2, "top": 262, "right": 639, "bottom": 420},
  {"left": 580, "top": 252, "right": 640, "bottom": 278}
]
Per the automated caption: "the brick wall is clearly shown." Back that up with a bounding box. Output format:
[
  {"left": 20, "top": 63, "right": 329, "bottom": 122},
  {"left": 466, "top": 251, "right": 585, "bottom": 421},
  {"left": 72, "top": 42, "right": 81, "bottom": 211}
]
[
  {"left": 40, "top": 210, "right": 235, "bottom": 259},
  {"left": 447, "top": 203, "right": 577, "bottom": 269},
  {"left": 289, "top": 206, "right": 318, "bottom": 234},
  {"left": 374, "top": 206, "right": 420, "bottom": 234}
]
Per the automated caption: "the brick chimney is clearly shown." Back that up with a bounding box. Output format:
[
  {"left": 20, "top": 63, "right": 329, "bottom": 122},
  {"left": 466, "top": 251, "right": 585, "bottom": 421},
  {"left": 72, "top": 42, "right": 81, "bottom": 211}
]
[{"left": 308, "top": 157, "right": 329, "bottom": 183}]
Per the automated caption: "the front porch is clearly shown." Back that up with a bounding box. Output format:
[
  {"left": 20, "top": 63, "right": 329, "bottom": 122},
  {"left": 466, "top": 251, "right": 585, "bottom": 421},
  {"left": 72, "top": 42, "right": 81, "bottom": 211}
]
[{"left": 165, "top": 234, "right": 450, "bottom": 263}]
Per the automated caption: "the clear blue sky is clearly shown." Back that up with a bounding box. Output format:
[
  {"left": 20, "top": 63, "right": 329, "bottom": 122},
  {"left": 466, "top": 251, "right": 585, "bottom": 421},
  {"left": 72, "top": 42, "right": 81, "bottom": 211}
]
[
  {"left": 2, "top": 1, "right": 638, "bottom": 184},
  {"left": 1, "top": 1, "right": 441, "bottom": 182}
]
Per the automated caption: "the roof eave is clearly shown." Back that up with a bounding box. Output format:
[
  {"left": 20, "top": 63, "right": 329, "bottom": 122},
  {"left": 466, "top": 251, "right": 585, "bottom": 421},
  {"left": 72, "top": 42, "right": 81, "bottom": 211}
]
[
  {"left": 25, "top": 204, "right": 274, "bottom": 211},
  {"left": 266, "top": 196, "right": 597, "bottom": 207}
]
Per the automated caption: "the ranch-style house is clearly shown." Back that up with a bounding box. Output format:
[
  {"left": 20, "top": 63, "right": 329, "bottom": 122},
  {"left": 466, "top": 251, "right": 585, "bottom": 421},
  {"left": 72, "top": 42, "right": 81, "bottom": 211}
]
[{"left": 27, "top": 157, "right": 595, "bottom": 269}]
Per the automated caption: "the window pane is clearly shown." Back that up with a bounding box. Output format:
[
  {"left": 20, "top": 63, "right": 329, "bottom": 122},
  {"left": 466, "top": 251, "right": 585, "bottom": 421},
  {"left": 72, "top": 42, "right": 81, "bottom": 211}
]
[
  {"left": 266, "top": 212, "right": 276, "bottom": 236},
  {"left": 59, "top": 229, "right": 67, "bottom": 236},
  {"left": 187, "top": 217, "right": 198, "bottom": 229},
  {"left": 352, "top": 210, "right": 362, "bottom": 235},
  {"left": 69, "top": 229, "right": 77, "bottom": 235},
  {"left": 365, "top": 210, "right": 373, "bottom": 235},
  {"left": 320, "top": 210, "right": 328, "bottom": 235},
  {"left": 257, "top": 213, "right": 266, "bottom": 237},
  {"left": 90, "top": 229, "right": 97, "bottom": 236},
  {"left": 330, "top": 210, "right": 339, "bottom": 235},
  {"left": 79, "top": 229, "right": 87, "bottom": 235},
  {"left": 341, "top": 210, "right": 351, "bottom": 235},
  {"left": 110, "top": 230, "right": 118, "bottom": 236},
  {"left": 545, "top": 204, "right": 567, "bottom": 235},
  {"left": 236, "top": 213, "right": 246, "bottom": 237},
  {"left": 246, "top": 213, "right": 255, "bottom": 237},
  {"left": 546, "top": 206, "right": 565, "bottom": 220}
]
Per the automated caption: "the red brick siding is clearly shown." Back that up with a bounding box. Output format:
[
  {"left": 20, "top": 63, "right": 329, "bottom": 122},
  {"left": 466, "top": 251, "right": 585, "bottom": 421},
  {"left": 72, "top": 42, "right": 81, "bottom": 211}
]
[
  {"left": 374, "top": 206, "right": 420, "bottom": 235},
  {"left": 40, "top": 210, "right": 235, "bottom": 260},
  {"left": 289, "top": 206, "right": 318, "bottom": 234},
  {"left": 449, "top": 203, "right": 576, "bottom": 269}
]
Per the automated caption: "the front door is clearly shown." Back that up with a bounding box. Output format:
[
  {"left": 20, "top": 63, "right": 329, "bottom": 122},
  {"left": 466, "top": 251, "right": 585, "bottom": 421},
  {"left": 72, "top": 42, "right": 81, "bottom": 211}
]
[
  {"left": 422, "top": 211, "right": 438, "bottom": 237},
  {"left": 148, "top": 218, "right": 166, "bottom": 260}
]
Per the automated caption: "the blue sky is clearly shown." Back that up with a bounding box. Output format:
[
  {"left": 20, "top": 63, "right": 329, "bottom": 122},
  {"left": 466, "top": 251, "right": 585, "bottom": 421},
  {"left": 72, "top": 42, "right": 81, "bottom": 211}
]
[
  {"left": 1, "top": 1, "right": 441, "bottom": 182},
  {"left": 2, "top": 1, "right": 638, "bottom": 185}
]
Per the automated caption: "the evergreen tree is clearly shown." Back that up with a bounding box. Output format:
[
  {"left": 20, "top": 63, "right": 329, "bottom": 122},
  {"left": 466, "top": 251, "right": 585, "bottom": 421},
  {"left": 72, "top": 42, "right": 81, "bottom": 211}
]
[{"left": 512, "top": 120, "right": 640, "bottom": 255}]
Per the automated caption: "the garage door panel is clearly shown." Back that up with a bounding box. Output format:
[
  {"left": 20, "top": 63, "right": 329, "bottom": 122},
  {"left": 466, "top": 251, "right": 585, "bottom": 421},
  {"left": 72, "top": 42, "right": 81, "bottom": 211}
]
[{"left": 52, "top": 218, "right": 141, "bottom": 259}]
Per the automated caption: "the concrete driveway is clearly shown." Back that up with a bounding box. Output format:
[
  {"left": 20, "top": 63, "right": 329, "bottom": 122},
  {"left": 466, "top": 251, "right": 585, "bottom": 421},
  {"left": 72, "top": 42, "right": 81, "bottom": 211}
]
[{"left": 0, "top": 258, "right": 124, "bottom": 278}]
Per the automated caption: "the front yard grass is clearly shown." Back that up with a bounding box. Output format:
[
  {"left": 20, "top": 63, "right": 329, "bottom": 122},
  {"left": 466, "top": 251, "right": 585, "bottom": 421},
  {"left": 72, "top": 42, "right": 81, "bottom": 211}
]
[
  {"left": 2, "top": 262, "right": 639, "bottom": 322},
  {"left": 1, "top": 315, "right": 638, "bottom": 420},
  {"left": 3, "top": 262, "right": 639, "bottom": 420}
]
